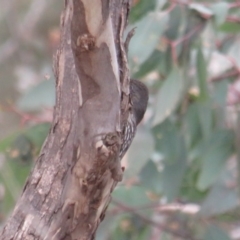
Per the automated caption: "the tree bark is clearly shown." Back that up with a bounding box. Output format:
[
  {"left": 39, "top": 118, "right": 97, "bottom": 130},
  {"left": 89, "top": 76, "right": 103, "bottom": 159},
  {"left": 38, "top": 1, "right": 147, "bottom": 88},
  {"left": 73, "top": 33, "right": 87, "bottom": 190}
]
[{"left": 1, "top": 0, "right": 132, "bottom": 239}]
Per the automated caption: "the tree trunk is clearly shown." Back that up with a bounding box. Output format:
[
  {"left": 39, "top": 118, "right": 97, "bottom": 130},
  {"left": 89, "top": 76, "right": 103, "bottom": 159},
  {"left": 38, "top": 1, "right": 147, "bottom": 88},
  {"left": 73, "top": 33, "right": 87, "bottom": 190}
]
[{"left": 1, "top": 0, "right": 132, "bottom": 239}]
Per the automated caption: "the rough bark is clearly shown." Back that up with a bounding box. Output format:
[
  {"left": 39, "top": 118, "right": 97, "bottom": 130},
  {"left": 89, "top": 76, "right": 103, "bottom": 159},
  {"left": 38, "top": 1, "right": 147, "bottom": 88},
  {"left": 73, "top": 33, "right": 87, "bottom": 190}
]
[{"left": 1, "top": 0, "right": 132, "bottom": 239}]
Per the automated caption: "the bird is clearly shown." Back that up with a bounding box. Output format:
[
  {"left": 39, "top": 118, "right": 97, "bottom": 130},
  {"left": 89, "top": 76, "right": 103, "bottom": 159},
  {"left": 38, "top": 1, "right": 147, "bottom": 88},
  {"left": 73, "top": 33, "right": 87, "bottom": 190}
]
[{"left": 119, "top": 79, "right": 149, "bottom": 159}]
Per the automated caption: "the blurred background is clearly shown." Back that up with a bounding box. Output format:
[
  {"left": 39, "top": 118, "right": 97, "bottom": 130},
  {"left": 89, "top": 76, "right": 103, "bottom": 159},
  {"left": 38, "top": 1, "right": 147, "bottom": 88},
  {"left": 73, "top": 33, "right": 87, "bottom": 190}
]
[{"left": 1, "top": 0, "right": 240, "bottom": 239}]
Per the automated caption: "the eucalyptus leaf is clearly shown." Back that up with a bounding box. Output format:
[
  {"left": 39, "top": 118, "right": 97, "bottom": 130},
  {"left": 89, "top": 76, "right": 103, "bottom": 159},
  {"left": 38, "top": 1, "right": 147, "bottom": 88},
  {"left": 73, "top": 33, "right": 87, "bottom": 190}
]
[
  {"left": 197, "top": 101, "right": 213, "bottom": 140},
  {"left": 197, "top": 130, "right": 234, "bottom": 190},
  {"left": 133, "top": 50, "right": 163, "bottom": 78},
  {"left": 196, "top": 47, "right": 209, "bottom": 101},
  {"left": 161, "top": 134, "right": 187, "bottom": 201},
  {"left": 165, "top": 5, "right": 185, "bottom": 40},
  {"left": 219, "top": 22, "right": 240, "bottom": 33},
  {"left": 200, "top": 184, "right": 238, "bottom": 217},
  {"left": 189, "top": 3, "right": 213, "bottom": 16},
  {"left": 96, "top": 215, "right": 119, "bottom": 240},
  {"left": 140, "top": 160, "right": 162, "bottom": 194},
  {"left": 203, "top": 225, "right": 231, "bottom": 240},
  {"left": 129, "top": 11, "right": 169, "bottom": 65},
  {"left": 212, "top": 81, "right": 228, "bottom": 106},
  {"left": 126, "top": 126, "right": 154, "bottom": 177},
  {"left": 152, "top": 67, "right": 183, "bottom": 126},
  {"left": 129, "top": 0, "right": 156, "bottom": 23},
  {"left": 211, "top": 2, "right": 229, "bottom": 26},
  {"left": 153, "top": 121, "right": 187, "bottom": 201},
  {"left": 113, "top": 186, "right": 151, "bottom": 207},
  {"left": 0, "top": 123, "right": 50, "bottom": 154},
  {"left": 184, "top": 103, "right": 202, "bottom": 148},
  {"left": 156, "top": 0, "right": 167, "bottom": 10},
  {"left": 24, "top": 123, "right": 50, "bottom": 151}
]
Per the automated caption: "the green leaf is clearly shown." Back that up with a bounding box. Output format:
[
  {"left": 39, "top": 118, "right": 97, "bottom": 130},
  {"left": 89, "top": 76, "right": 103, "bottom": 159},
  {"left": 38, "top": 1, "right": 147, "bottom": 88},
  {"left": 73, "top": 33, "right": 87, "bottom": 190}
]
[
  {"left": 24, "top": 123, "right": 50, "bottom": 151},
  {"left": 162, "top": 134, "right": 187, "bottom": 201},
  {"left": 184, "top": 103, "right": 202, "bottom": 149},
  {"left": 219, "top": 22, "right": 240, "bottom": 33},
  {"left": 165, "top": 5, "right": 185, "bottom": 40},
  {"left": 211, "top": 3, "right": 229, "bottom": 26},
  {"left": 113, "top": 186, "right": 151, "bottom": 207},
  {"left": 156, "top": 0, "right": 167, "bottom": 10},
  {"left": 196, "top": 47, "right": 209, "bottom": 101},
  {"left": 189, "top": 3, "right": 213, "bottom": 16},
  {"left": 0, "top": 123, "right": 50, "bottom": 213},
  {"left": 181, "top": 164, "right": 208, "bottom": 202},
  {"left": 96, "top": 215, "right": 120, "bottom": 240},
  {"left": 203, "top": 225, "right": 231, "bottom": 240},
  {"left": 0, "top": 151, "right": 34, "bottom": 214},
  {"left": 0, "top": 123, "right": 50, "bottom": 155},
  {"left": 0, "top": 134, "right": 17, "bottom": 153},
  {"left": 197, "top": 130, "right": 234, "bottom": 190},
  {"left": 152, "top": 67, "right": 183, "bottom": 126},
  {"left": 161, "top": 233, "right": 174, "bottom": 240},
  {"left": 111, "top": 218, "right": 150, "bottom": 240},
  {"left": 17, "top": 80, "right": 55, "bottom": 111},
  {"left": 200, "top": 184, "right": 238, "bottom": 217},
  {"left": 126, "top": 126, "right": 154, "bottom": 177},
  {"left": 129, "top": 0, "right": 156, "bottom": 23},
  {"left": 212, "top": 80, "right": 228, "bottom": 107},
  {"left": 212, "top": 81, "right": 228, "bottom": 128},
  {"left": 178, "top": 13, "right": 207, "bottom": 66},
  {"left": 197, "top": 101, "right": 213, "bottom": 140},
  {"left": 129, "top": 11, "right": 169, "bottom": 65},
  {"left": 133, "top": 50, "right": 163, "bottom": 78},
  {"left": 153, "top": 121, "right": 187, "bottom": 201},
  {"left": 140, "top": 160, "right": 162, "bottom": 194},
  {"left": 7, "top": 134, "right": 33, "bottom": 163},
  {"left": 0, "top": 123, "right": 50, "bottom": 156}
]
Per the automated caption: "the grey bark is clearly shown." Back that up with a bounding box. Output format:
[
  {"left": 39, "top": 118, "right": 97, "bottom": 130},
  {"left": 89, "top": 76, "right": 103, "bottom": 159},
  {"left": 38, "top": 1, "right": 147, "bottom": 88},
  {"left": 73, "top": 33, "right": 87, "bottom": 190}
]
[{"left": 1, "top": 0, "right": 132, "bottom": 239}]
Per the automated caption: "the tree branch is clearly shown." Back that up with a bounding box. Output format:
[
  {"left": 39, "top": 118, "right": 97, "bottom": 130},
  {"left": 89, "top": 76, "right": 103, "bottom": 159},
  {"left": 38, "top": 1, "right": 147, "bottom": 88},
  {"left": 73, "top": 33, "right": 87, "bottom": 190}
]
[{"left": 1, "top": 0, "right": 131, "bottom": 239}]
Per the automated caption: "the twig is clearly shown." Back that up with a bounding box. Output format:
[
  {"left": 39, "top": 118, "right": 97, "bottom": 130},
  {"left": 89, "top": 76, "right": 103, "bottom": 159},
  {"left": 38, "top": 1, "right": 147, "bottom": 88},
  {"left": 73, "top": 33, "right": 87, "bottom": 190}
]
[
  {"left": 112, "top": 199, "right": 199, "bottom": 240},
  {"left": 210, "top": 69, "right": 239, "bottom": 82},
  {"left": 170, "top": 0, "right": 240, "bottom": 24},
  {"left": 226, "top": 16, "right": 240, "bottom": 24},
  {"left": 164, "top": 23, "right": 204, "bottom": 65},
  {"left": 1, "top": 105, "right": 52, "bottom": 126},
  {"left": 124, "top": 28, "right": 135, "bottom": 55},
  {"left": 229, "top": 2, "right": 240, "bottom": 9}
]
